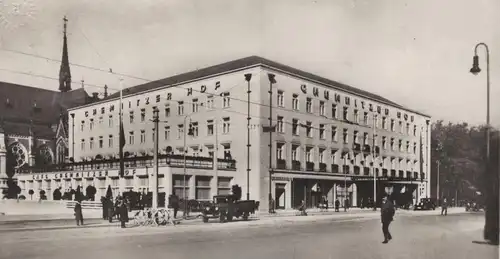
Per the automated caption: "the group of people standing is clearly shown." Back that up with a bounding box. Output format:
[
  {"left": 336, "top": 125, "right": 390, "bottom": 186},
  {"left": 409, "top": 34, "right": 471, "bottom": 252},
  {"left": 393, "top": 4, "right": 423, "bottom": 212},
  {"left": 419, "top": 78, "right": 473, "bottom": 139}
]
[{"left": 74, "top": 195, "right": 130, "bottom": 228}]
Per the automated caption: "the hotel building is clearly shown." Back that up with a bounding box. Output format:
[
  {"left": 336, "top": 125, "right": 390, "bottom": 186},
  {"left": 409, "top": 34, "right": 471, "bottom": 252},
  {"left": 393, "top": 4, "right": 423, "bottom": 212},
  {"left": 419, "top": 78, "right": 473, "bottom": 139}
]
[{"left": 16, "top": 56, "right": 431, "bottom": 211}]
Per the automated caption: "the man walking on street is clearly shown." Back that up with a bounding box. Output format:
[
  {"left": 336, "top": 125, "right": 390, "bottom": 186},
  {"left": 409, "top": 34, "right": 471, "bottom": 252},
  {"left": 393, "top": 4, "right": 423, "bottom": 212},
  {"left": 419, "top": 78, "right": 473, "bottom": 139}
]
[
  {"left": 381, "top": 195, "right": 395, "bottom": 244},
  {"left": 441, "top": 197, "right": 448, "bottom": 216},
  {"left": 74, "top": 201, "right": 84, "bottom": 226}
]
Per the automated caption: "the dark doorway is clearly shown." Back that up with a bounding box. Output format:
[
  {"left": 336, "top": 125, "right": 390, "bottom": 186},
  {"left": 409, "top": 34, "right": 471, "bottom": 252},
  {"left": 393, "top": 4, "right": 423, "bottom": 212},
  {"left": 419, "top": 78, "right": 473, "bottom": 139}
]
[{"left": 275, "top": 184, "right": 286, "bottom": 209}]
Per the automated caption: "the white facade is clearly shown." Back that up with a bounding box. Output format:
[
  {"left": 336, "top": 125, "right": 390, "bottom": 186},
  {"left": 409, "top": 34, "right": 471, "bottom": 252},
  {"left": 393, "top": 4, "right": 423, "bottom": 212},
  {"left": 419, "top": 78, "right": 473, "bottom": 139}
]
[{"left": 16, "top": 58, "right": 431, "bottom": 210}]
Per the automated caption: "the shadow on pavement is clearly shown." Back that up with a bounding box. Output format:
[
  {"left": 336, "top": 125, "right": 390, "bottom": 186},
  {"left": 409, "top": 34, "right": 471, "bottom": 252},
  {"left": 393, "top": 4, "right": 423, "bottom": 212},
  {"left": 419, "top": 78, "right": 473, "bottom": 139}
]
[{"left": 472, "top": 240, "right": 500, "bottom": 246}]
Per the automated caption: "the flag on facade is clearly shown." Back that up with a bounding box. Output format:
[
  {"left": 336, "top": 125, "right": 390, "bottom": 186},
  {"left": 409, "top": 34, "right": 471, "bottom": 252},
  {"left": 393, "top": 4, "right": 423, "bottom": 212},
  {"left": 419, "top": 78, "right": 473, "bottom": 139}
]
[{"left": 119, "top": 118, "right": 125, "bottom": 177}]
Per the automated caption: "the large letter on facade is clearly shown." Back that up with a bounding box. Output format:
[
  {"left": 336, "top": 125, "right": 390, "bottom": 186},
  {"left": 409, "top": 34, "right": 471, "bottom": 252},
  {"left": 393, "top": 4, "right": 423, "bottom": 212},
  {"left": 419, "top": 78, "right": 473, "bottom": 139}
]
[
  {"left": 300, "top": 84, "right": 307, "bottom": 94},
  {"left": 324, "top": 90, "right": 329, "bottom": 100},
  {"left": 312, "top": 87, "right": 319, "bottom": 97},
  {"left": 187, "top": 88, "right": 193, "bottom": 96}
]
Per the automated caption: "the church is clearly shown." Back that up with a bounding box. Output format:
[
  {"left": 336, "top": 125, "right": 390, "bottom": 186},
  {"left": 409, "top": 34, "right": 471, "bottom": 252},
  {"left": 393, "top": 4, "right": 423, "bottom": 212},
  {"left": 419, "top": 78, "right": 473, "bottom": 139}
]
[{"left": 0, "top": 17, "right": 99, "bottom": 196}]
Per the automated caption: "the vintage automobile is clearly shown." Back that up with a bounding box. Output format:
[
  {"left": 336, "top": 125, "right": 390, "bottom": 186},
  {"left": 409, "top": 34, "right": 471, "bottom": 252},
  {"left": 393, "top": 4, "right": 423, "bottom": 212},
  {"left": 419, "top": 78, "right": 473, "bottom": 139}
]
[
  {"left": 202, "top": 195, "right": 259, "bottom": 223},
  {"left": 414, "top": 198, "right": 437, "bottom": 210}
]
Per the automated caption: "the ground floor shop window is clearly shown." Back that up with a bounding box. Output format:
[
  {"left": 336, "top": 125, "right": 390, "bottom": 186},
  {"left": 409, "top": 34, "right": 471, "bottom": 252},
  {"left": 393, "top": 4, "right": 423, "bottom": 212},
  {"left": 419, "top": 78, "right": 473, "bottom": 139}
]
[
  {"left": 218, "top": 177, "right": 232, "bottom": 195},
  {"left": 173, "top": 175, "right": 189, "bottom": 199},
  {"left": 196, "top": 176, "right": 211, "bottom": 200}
]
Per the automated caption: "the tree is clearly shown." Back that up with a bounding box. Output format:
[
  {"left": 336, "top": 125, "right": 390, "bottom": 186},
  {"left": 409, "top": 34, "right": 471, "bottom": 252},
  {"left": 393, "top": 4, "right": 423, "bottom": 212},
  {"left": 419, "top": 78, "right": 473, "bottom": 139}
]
[
  {"left": 28, "top": 189, "right": 34, "bottom": 200},
  {"left": 75, "top": 186, "right": 83, "bottom": 202},
  {"left": 53, "top": 188, "right": 62, "bottom": 200},
  {"left": 105, "top": 185, "right": 113, "bottom": 200},
  {"left": 39, "top": 190, "right": 46, "bottom": 200},
  {"left": 231, "top": 184, "right": 242, "bottom": 201},
  {"left": 86, "top": 185, "right": 97, "bottom": 201},
  {"left": 5, "top": 179, "right": 21, "bottom": 199}
]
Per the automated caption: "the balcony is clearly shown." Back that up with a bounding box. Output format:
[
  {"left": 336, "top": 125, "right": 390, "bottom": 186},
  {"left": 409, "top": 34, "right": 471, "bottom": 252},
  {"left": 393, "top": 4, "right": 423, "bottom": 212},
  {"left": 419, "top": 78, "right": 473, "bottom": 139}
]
[
  {"left": 319, "top": 163, "right": 327, "bottom": 172},
  {"left": 374, "top": 146, "right": 381, "bottom": 154},
  {"left": 306, "top": 162, "right": 315, "bottom": 171},
  {"left": 331, "top": 164, "right": 339, "bottom": 174},
  {"left": 292, "top": 160, "right": 301, "bottom": 171},
  {"left": 363, "top": 167, "right": 370, "bottom": 176},
  {"left": 363, "top": 144, "right": 371, "bottom": 153},
  {"left": 353, "top": 143, "right": 361, "bottom": 151},
  {"left": 19, "top": 154, "right": 237, "bottom": 174},
  {"left": 276, "top": 159, "right": 287, "bottom": 169}
]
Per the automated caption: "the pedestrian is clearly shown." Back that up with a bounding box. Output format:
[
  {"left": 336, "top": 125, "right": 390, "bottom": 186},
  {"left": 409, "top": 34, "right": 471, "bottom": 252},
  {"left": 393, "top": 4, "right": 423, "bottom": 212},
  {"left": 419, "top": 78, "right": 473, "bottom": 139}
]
[
  {"left": 74, "top": 201, "right": 84, "bottom": 226},
  {"left": 119, "top": 199, "right": 129, "bottom": 228},
  {"left": 335, "top": 199, "right": 340, "bottom": 212},
  {"left": 344, "top": 198, "right": 350, "bottom": 212},
  {"left": 169, "top": 192, "right": 180, "bottom": 219},
  {"left": 441, "top": 197, "right": 448, "bottom": 216},
  {"left": 107, "top": 198, "right": 114, "bottom": 223},
  {"left": 381, "top": 195, "right": 395, "bottom": 243}
]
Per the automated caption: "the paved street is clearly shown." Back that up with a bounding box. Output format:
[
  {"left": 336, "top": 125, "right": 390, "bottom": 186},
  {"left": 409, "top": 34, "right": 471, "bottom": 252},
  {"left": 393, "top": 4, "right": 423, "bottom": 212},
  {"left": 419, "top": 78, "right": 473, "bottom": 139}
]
[{"left": 0, "top": 211, "right": 497, "bottom": 259}]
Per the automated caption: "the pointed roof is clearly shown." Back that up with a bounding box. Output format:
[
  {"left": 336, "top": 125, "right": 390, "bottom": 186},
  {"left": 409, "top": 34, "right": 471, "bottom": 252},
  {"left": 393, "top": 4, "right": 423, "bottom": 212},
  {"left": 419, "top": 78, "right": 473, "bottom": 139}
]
[{"left": 59, "top": 16, "right": 71, "bottom": 92}]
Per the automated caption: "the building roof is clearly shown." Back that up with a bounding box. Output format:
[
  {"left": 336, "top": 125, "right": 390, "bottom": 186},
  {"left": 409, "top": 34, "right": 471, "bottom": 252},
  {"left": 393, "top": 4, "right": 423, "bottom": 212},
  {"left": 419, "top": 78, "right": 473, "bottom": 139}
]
[
  {"left": 103, "top": 56, "right": 429, "bottom": 117},
  {"left": 0, "top": 81, "right": 91, "bottom": 138}
]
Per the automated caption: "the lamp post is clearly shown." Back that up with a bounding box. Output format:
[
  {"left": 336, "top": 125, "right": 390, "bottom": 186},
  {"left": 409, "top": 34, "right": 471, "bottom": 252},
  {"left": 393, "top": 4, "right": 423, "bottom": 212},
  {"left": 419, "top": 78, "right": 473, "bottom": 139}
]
[
  {"left": 244, "top": 73, "right": 252, "bottom": 200},
  {"left": 266, "top": 73, "right": 276, "bottom": 213},
  {"left": 437, "top": 160, "right": 440, "bottom": 202},
  {"left": 183, "top": 115, "right": 193, "bottom": 218},
  {"left": 70, "top": 113, "right": 75, "bottom": 162},
  {"left": 152, "top": 108, "right": 159, "bottom": 209},
  {"left": 343, "top": 154, "right": 347, "bottom": 212},
  {"left": 470, "top": 42, "right": 491, "bottom": 162},
  {"left": 372, "top": 114, "right": 377, "bottom": 211}
]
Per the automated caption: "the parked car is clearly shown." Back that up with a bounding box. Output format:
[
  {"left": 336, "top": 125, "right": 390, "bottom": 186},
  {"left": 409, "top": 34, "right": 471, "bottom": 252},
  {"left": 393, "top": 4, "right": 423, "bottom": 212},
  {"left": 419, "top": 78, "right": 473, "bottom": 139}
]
[
  {"left": 414, "top": 198, "right": 436, "bottom": 210},
  {"left": 202, "top": 195, "right": 259, "bottom": 223}
]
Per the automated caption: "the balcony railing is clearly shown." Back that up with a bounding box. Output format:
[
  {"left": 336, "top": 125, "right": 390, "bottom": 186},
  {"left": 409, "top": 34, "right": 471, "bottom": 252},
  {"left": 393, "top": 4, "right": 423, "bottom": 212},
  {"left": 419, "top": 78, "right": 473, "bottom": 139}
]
[
  {"left": 331, "top": 164, "right": 339, "bottom": 174},
  {"left": 19, "top": 154, "right": 237, "bottom": 174},
  {"left": 276, "top": 159, "right": 287, "bottom": 169},
  {"left": 292, "top": 160, "right": 301, "bottom": 171},
  {"left": 306, "top": 162, "right": 315, "bottom": 171},
  {"left": 319, "top": 163, "right": 327, "bottom": 172}
]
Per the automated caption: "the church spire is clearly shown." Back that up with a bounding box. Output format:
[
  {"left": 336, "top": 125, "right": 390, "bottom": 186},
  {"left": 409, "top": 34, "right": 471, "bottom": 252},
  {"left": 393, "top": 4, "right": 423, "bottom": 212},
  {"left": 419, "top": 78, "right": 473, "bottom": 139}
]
[{"left": 59, "top": 16, "right": 72, "bottom": 92}]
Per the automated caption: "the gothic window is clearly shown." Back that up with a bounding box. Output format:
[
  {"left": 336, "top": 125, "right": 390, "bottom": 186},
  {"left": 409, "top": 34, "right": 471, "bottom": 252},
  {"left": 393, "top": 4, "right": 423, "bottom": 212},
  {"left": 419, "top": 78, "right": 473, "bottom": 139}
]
[
  {"left": 37, "top": 145, "right": 54, "bottom": 166},
  {"left": 7, "top": 142, "right": 28, "bottom": 169}
]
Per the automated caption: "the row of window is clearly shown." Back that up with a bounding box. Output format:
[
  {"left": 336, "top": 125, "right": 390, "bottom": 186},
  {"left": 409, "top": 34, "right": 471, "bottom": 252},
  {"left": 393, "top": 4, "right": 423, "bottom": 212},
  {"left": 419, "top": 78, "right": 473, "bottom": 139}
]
[
  {"left": 276, "top": 144, "right": 419, "bottom": 169},
  {"left": 277, "top": 91, "right": 418, "bottom": 136},
  {"left": 80, "top": 93, "right": 231, "bottom": 132}
]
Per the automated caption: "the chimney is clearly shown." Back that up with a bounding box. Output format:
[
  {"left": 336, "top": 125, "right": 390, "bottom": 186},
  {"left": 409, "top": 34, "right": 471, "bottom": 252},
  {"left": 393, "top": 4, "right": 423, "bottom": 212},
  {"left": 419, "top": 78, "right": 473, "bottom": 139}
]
[
  {"left": 104, "top": 85, "right": 108, "bottom": 98},
  {"left": 92, "top": 92, "right": 99, "bottom": 100}
]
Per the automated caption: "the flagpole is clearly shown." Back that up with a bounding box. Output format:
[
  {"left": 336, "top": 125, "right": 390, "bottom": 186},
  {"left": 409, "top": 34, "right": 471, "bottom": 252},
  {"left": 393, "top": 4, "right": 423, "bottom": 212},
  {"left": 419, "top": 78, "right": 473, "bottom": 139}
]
[{"left": 119, "top": 79, "right": 125, "bottom": 180}]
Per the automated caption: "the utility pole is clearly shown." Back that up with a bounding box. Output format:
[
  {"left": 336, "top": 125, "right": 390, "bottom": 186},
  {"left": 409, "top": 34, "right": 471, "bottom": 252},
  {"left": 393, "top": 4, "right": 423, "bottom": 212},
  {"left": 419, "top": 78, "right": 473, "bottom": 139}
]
[
  {"left": 266, "top": 73, "right": 276, "bottom": 213},
  {"left": 245, "top": 73, "right": 252, "bottom": 200},
  {"left": 152, "top": 108, "right": 159, "bottom": 209},
  {"left": 183, "top": 115, "right": 191, "bottom": 218},
  {"left": 213, "top": 118, "right": 219, "bottom": 195},
  {"left": 437, "top": 160, "right": 440, "bottom": 201},
  {"left": 372, "top": 114, "right": 377, "bottom": 211}
]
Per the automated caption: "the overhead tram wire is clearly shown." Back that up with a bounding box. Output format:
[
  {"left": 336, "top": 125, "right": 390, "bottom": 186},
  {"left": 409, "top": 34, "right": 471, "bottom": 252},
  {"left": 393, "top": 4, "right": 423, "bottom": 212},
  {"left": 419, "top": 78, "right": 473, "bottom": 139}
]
[{"left": 2, "top": 48, "right": 409, "bottom": 133}]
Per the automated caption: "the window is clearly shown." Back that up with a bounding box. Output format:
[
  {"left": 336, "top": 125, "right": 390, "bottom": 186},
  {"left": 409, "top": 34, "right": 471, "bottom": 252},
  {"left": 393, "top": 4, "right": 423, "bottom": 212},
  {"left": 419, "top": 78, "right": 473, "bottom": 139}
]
[
  {"left": 364, "top": 112, "right": 369, "bottom": 125},
  {"left": 164, "top": 104, "right": 170, "bottom": 117},
  {"left": 192, "top": 99, "right": 199, "bottom": 113},
  {"left": 343, "top": 129, "right": 348, "bottom": 143},
  {"left": 90, "top": 119, "right": 94, "bottom": 130},
  {"left": 177, "top": 101, "right": 184, "bottom": 115},
  {"left": 98, "top": 116, "right": 103, "bottom": 126},
  {"left": 164, "top": 126, "right": 170, "bottom": 140},
  {"left": 196, "top": 176, "right": 211, "bottom": 200},
  {"left": 382, "top": 117, "right": 387, "bottom": 129},
  {"left": 306, "top": 98, "right": 312, "bottom": 113},
  {"left": 207, "top": 120, "right": 214, "bottom": 136},
  {"left": 81, "top": 139, "right": 85, "bottom": 151},
  {"left": 141, "top": 109, "right": 146, "bottom": 122},
  {"left": 177, "top": 125, "right": 184, "bottom": 139},
  {"left": 363, "top": 133, "right": 368, "bottom": 145},
  {"left": 319, "top": 124, "right": 325, "bottom": 139},
  {"left": 398, "top": 139, "right": 403, "bottom": 151},
  {"left": 129, "top": 112, "right": 134, "bottom": 123},
  {"left": 382, "top": 136, "right": 387, "bottom": 149},
  {"left": 90, "top": 137, "right": 94, "bottom": 149},
  {"left": 330, "top": 149, "right": 337, "bottom": 164},
  {"left": 80, "top": 121, "right": 85, "bottom": 132},
  {"left": 276, "top": 143, "right": 284, "bottom": 159},
  {"left": 306, "top": 121, "right": 312, "bottom": 138},
  {"left": 354, "top": 110, "right": 359, "bottom": 123},
  {"left": 374, "top": 135, "right": 378, "bottom": 146},
  {"left": 390, "top": 138, "right": 395, "bottom": 151},
  {"left": 191, "top": 122, "right": 199, "bottom": 137},
  {"left": 108, "top": 115, "right": 113, "bottom": 127},
  {"left": 292, "top": 145, "right": 299, "bottom": 161},
  {"left": 319, "top": 101, "right": 325, "bottom": 116},
  {"left": 319, "top": 149, "right": 325, "bottom": 163},
  {"left": 406, "top": 123, "right": 410, "bottom": 135},
  {"left": 99, "top": 136, "right": 103, "bottom": 148},
  {"left": 413, "top": 125, "right": 417, "bottom": 136},
  {"left": 305, "top": 147, "right": 313, "bottom": 162},
  {"left": 292, "top": 94, "right": 299, "bottom": 110},
  {"left": 277, "top": 116, "right": 284, "bottom": 133},
  {"left": 343, "top": 107, "right": 348, "bottom": 121},
  {"left": 108, "top": 135, "right": 113, "bottom": 148},
  {"left": 332, "top": 104, "right": 338, "bottom": 119},
  {"left": 399, "top": 121, "right": 403, "bottom": 133},
  {"left": 222, "top": 92, "right": 230, "bottom": 108},
  {"left": 277, "top": 91, "right": 284, "bottom": 107},
  {"left": 390, "top": 119, "right": 395, "bottom": 131},
  {"left": 331, "top": 126, "right": 338, "bottom": 142},
  {"left": 222, "top": 117, "right": 230, "bottom": 134},
  {"left": 413, "top": 143, "right": 417, "bottom": 154},
  {"left": 354, "top": 131, "right": 359, "bottom": 144},
  {"left": 140, "top": 130, "right": 146, "bottom": 143},
  {"left": 292, "top": 119, "right": 299, "bottom": 135},
  {"left": 406, "top": 141, "right": 410, "bottom": 153},
  {"left": 207, "top": 95, "right": 214, "bottom": 109}
]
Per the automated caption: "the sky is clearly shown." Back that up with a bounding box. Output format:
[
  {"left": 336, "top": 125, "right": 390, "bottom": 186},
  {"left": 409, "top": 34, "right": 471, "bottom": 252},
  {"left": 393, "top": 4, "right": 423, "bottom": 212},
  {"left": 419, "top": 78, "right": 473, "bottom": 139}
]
[{"left": 0, "top": 0, "right": 499, "bottom": 127}]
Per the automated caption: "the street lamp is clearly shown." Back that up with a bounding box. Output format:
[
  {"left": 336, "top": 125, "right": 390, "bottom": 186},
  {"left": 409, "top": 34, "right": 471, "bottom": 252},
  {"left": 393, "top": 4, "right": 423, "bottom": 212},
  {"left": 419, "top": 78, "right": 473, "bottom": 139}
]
[
  {"left": 244, "top": 73, "right": 252, "bottom": 201},
  {"left": 469, "top": 43, "right": 491, "bottom": 161},
  {"left": 266, "top": 73, "right": 276, "bottom": 214},
  {"left": 183, "top": 115, "right": 194, "bottom": 218}
]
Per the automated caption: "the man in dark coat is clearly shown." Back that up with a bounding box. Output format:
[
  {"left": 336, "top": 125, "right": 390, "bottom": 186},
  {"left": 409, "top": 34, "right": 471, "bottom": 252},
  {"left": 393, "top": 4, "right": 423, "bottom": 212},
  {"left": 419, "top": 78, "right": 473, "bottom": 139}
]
[
  {"left": 169, "top": 192, "right": 180, "bottom": 219},
  {"left": 74, "top": 201, "right": 84, "bottom": 226},
  {"left": 335, "top": 199, "right": 340, "bottom": 212},
  {"left": 107, "top": 198, "right": 114, "bottom": 223},
  {"left": 441, "top": 197, "right": 448, "bottom": 216},
  {"left": 119, "top": 199, "right": 129, "bottom": 228},
  {"left": 381, "top": 195, "right": 395, "bottom": 243}
]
